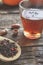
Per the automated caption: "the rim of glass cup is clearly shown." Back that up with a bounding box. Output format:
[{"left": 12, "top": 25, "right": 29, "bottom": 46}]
[{"left": 19, "top": 0, "right": 43, "bottom": 10}]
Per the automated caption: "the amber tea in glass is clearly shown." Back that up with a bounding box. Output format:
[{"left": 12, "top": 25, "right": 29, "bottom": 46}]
[{"left": 19, "top": 0, "right": 43, "bottom": 39}]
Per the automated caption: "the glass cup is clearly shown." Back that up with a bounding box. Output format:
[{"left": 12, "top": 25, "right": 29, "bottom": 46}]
[{"left": 19, "top": 0, "right": 43, "bottom": 39}]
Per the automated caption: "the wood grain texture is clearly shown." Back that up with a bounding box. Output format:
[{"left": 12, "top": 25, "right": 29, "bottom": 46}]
[
  {"left": 0, "top": 6, "right": 43, "bottom": 65},
  {"left": 0, "top": 4, "right": 19, "bottom": 13}
]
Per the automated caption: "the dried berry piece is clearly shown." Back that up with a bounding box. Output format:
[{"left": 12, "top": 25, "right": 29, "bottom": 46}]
[
  {"left": 0, "top": 30, "right": 7, "bottom": 36},
  {"left": 11, "top": 24, "right": 20, "bottom": 30}
]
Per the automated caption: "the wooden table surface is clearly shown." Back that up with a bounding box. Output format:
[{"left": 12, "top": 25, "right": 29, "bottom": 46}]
[{"left": 0, "top": 4, "right": 43, "bottom": 65}]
